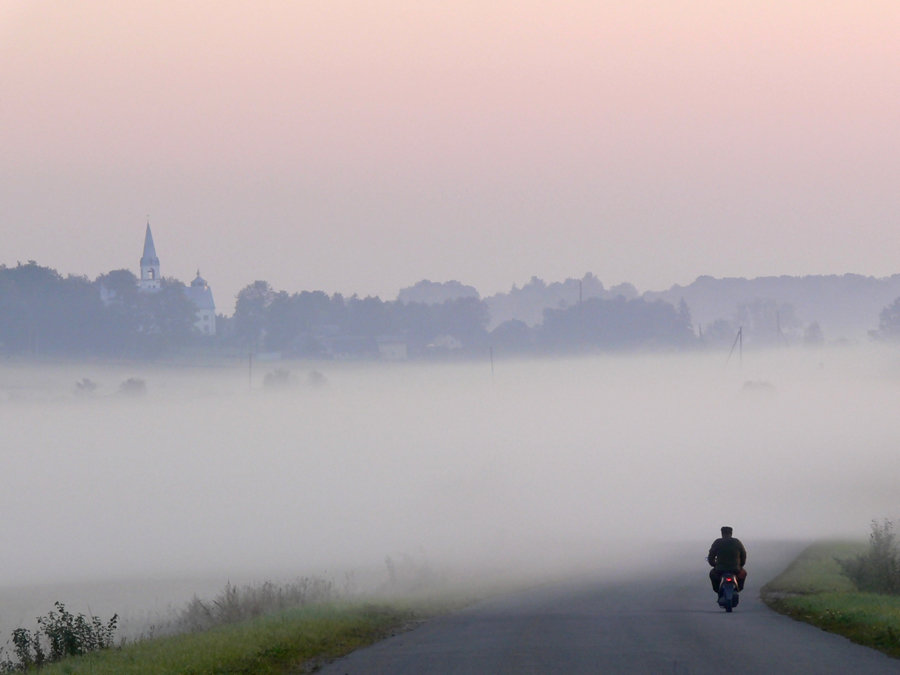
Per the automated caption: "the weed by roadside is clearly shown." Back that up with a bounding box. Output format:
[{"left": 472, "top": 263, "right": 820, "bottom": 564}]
[
  {"left": 0, "top": 602, "right": 117, "bottom": 672},
  {"left": 172, "top": 577, "right": 336, "bottom": 633}
]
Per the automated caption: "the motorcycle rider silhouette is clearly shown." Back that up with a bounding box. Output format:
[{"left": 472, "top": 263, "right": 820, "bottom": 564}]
[{"left": 707, "top": 526, "right": 747, "bottom": 593}]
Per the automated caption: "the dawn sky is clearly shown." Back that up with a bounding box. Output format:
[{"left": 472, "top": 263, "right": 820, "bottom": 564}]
[{"left": 2, "top": 1, "right": 898, "bottom": 314}]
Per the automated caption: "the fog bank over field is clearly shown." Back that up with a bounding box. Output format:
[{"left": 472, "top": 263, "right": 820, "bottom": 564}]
[{"left": 1, "top": 348, "right": 899, "bottom": 607}]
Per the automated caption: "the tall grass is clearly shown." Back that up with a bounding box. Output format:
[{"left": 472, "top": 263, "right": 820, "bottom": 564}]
[
  {"left": 762, "top": 532, "right": 900, "bottom": 658},
  {"left": 31, "top": 603, "right": 417, "bottom": 675},
  {"left": 170, "top": 577, "right": 336, "bottom": 634}
]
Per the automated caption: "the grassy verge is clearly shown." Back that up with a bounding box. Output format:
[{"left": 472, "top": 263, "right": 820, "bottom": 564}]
[
  {"left": 762, "top": 541, "right": 900, "bottom": 658},
  {"left": 30, "top": 602, "right": 423, "bottom": 675}
]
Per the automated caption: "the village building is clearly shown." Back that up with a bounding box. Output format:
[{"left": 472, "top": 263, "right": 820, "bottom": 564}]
[
  {"left": 137, "top": 223, "right": 217, "bottom": 335},
  {"left": 183, "top": 271, "right": 216, "bottom": 336}
]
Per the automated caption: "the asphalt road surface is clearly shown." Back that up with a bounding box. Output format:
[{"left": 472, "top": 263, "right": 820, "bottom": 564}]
[{"left": 319, "top": 541, "right": 900, "bottom": 674}]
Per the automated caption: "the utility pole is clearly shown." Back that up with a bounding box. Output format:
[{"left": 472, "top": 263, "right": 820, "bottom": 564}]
[
  {"left": 776, "top": 311, "right": 788, "bottom": 347},
  {"left": 726, "top": 326, "right": 743, "bottom": 369}
]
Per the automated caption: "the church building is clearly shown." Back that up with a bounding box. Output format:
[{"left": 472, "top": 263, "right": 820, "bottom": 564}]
[
  {"left": 184, "top": 271, "right": 216, "bottom": 336},
  {"left": 139, "top": 223, "right": 217, "bottom": 336},
  {"left": 139, "top": 223, "right": 161, "bottom": 292}
]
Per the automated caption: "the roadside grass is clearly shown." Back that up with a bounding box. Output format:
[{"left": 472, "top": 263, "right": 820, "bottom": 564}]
[
  {"left": 762, "top": 541, "right": 862, "bottom": 595},
  {"left": 3, "top": 559, "right": 504, "bottom": 674},
  {"left": 762, "top": 541, "right": 900, "bottom": 658},
  {"left": 30, "top": 602, "right": 422, "bottom": 675}
]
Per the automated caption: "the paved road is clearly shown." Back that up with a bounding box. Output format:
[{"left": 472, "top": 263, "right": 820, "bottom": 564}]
[{"left": 320, "top": 542, "right": 900, "bottom": 674}]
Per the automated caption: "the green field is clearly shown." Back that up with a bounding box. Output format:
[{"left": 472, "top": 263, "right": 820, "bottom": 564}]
[
  {"left": 762, "top": 541, "right": 900, "bottom": 659},
  {"left": 17, "top": 602, "right": 421, "bottom": 675}
]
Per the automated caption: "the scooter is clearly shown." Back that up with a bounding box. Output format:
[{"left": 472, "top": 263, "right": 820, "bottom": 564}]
[{"left": 717, "top": 571, "right": 740, "bottom": 612}]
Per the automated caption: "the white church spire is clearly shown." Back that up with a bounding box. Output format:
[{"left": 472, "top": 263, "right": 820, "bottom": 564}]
[{"left": 139, "top": 222, "right": 161, "bottom": 292}]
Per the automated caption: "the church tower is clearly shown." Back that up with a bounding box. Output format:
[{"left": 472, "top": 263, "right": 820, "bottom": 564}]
[
  {"left": 184, "top": 270, "right": 217, "bottom": 336},
  {"left": 139, "top": 222, "right": 161, "bottom": 292}
]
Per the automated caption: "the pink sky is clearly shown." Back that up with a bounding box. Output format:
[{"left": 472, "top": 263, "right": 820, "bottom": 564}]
[{"left": 2, "top": 1, "right": 898, "bottom": 313}]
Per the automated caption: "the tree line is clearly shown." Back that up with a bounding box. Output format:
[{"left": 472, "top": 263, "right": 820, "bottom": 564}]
[
  {"left": 197, "top": 279, "right": 696, "bottom": 357},
  {"left": 0, "top": 261, "right": 703, "bottom": 359},
  {"left": 0, "top": 262, "right": 197, "bottom": 358}
]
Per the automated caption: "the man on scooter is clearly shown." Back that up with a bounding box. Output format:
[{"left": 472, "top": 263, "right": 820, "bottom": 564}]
[{"left": 707, "top": 526, "right": 747, "bottom": 592}]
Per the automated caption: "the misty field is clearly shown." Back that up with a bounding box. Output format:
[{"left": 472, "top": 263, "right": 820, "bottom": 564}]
[{"left": 2, "top": 347, "right": 900, "bottom": 637}]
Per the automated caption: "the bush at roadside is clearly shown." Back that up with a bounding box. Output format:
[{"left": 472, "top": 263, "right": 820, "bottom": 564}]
[
  {"left": 0, "top": 602, "right": 118, "bottom": 672},
  {"left": 838, "top": 519, "right": 900, "bottom": 594}
]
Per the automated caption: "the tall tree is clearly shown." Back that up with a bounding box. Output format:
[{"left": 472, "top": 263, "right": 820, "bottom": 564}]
[
  {"left": 872, "top": 297, "right": 900, "bottom": 341},
  {"left": 233, "top": 281, "right": 274, "bottom": 350}
]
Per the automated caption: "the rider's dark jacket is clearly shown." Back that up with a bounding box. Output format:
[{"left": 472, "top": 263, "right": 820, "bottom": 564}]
[{"left": 707, "top": 534, "right": 747, "bottom": 571}]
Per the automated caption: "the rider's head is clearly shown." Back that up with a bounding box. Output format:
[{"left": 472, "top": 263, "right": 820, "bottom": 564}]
[{"left": 721, "top": 526, "right": 733, "bottom": 537}]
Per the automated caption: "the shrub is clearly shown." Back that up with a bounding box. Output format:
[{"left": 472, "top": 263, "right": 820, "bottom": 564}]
[
  {"left": 0, "top": 602, "right": 117, "bottom": 672},
  {"left": 263, "top": 368, "right": 294, "bottom": 389},
  {"left": 308, "top": 370, "right": 327, "bottom": 387},
  {"left": 74, "top": 378, "right": 98, "bottom": 396},
  {"left": 118, "top": 377, "right": 147, "bottom": 396},
  {"left": 838, "top": 519, "right": 900, "bottom": 594},
  {"left": 381, "top": 553, "right": 440, "bottom": 594},
  {"left": 7, "top": 627, "right": 45, "bottom": 670}
]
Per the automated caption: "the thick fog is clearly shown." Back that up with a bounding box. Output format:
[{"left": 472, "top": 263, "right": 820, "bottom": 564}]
[{"left": 2, "top": 348, "right": 899, "bottom": 632}]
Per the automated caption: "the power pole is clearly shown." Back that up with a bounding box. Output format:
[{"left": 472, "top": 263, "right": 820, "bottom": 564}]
[{"left": 726, "top": 326, "right": 743, "bottom": 369}]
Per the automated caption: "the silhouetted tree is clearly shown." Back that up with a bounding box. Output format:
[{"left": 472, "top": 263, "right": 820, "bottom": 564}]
[
  {"left": 234, "top": 281, "right": 274, "bottom": 350},
  {"left": 678, "top": 298, "right": 692, "bottom": 332},
  {"left": 144, "top": 279, "right": 197, "bottom": 346},
  {"left": 432, "top": 297, "right": 490, "bottom": 351},
  {"left": 397, "top": 279, "right": 479, "bottom": 304},
  {"left": 344, "top": 296, "right": 391, "bottom": 336},
  {"left": 0, "top": 262, "right": 106, "bottom": 355},
  {"left": 490, "top": 319, "right": 533, "bottom": 354},
  {"left": 735, "top": 299, "right": 798, "bottom": 346},
  {"left": 702, "top": 318, "right": 738, "bottom": 348},
  {"left": 386, "top": 300, "right": 433, "bottom": 355},
  {"left": 871, "top": 297, "right": 900, "bottom": 341},
  {"left": 803, "top": 321, "right": 825, "bottom": 346},
  {"left": 539, "top": 297, "right": 695, "bottom": 352},
  {"left": 265, "top": 290, "right": 334, "bottom": 353}
]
